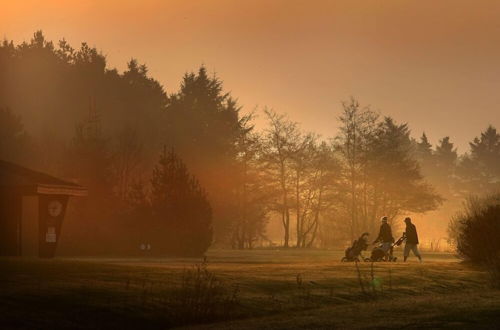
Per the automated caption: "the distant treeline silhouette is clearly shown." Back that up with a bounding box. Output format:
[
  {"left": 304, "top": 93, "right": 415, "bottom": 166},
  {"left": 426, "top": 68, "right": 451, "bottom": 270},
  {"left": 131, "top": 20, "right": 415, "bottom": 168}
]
[{"left": 1, "top": 31, "right": 499, "bottom": 254}]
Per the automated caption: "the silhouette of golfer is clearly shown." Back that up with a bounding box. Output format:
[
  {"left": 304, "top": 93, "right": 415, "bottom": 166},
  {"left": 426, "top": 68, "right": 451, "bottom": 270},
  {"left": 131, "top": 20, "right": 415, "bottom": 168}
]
[
  {"left": 403, "top": 217, "right": 422, "bottom": 262},
  {"left": 373, "top": 216, "right": 394, "bottom": 260}
]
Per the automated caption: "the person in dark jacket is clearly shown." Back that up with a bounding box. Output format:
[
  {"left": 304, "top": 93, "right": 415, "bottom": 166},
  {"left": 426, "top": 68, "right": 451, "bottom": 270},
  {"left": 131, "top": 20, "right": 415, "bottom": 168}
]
[
  {"left": 373, "top": 216, "right": 394, "bottom": 259},
  {"left": 403, "top": 217, "right": 421, "bottom": 262}
]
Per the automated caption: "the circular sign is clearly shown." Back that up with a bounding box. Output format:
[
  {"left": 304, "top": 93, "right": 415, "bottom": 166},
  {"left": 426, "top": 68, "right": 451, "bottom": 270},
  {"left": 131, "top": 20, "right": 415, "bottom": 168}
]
[{"left": 48, "top": 200, "right": 63, "bottom": 217}]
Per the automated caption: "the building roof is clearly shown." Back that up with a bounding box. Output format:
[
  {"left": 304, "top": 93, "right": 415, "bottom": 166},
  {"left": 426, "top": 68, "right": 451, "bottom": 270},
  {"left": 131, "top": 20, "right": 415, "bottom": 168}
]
[{"left": 0, "top": 160, "right": 87, "bottom": 196}]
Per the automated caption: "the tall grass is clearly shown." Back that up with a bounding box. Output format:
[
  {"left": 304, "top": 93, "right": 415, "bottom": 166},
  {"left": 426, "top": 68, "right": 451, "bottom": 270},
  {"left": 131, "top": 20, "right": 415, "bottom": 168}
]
[
  {"left": 167, "top": 260, "right": 240, "bottom": 324},
  {"left": 353, "top": 261, "right": 385, "bottom": 296}
]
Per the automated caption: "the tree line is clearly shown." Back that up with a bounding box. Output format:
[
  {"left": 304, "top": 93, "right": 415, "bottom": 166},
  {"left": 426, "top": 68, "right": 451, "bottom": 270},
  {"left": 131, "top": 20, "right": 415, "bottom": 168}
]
[{"left": 1, "top": 31, "right": 499, "bottom": 255}]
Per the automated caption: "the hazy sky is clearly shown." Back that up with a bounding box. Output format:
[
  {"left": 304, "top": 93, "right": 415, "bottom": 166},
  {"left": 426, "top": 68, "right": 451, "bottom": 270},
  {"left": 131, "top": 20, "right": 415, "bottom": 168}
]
[{"left": 3, "top": 0, "right": 500, "bottom": 152}]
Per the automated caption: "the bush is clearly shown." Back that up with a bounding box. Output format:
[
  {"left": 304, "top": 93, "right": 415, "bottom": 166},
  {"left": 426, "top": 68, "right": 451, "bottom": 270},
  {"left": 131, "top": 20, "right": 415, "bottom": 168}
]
[
  {"left": 450, "top": 194, "right": 500, "bottom": 263},
  {"left": 450, "top": 194, "right": 500, "bottom": 286}
]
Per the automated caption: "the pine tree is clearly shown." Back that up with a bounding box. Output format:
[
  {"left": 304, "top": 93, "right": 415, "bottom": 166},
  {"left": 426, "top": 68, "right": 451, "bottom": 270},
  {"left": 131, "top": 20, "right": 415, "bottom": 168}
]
[
  {"left": 0, "top": 107, "right": 32, "bottom": 164},
  {"left": 416, "top": 133, "right": 433, "bottom": 160},
  {"left": 60, "top": 103, "right": 114, "bottom": 255},
  {"left": 121, "top": 180, "right": 153, "bottom": 254},
  {"left": 469, "top": 126, "right": 500, "bottom": 176},
  {"left": 435, "top": 137, "right": 457, "bottom": 170},
  {"left": 362, "top": 117, "right": 442, "bottom": 232},
  {"left": 165, "top": 66, "right": 245, "bottom": 244},
  {"left": 151, "top": 147, "right": 213, "bottom": 256},
  {"left": 414, "top": 132, "right": 437, "bottom": 180},
  {"left": 458, "top": 126, "right": 500, "bottom": 194},
  {"left": 432, "top": 136, "right": 458, "bottom": 194}
]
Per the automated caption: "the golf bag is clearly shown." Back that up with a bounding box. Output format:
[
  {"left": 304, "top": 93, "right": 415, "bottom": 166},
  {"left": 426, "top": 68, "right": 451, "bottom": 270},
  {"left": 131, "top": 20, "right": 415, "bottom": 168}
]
[
  {"left": 370, "top": 235, "right": 405, "bottom": 262},
  {"left": 341, "top": 236, "right": 370, "bottom": 262}
]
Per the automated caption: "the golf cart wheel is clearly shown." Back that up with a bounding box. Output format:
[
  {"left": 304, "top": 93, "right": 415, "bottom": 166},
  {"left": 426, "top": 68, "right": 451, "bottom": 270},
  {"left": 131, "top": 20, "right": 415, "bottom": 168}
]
[
  {"left": 392, "top": 257, "right": 398, "bottom": 262},
  {"left": 341, "top": 257, "right": 348, "bottom": 262}
]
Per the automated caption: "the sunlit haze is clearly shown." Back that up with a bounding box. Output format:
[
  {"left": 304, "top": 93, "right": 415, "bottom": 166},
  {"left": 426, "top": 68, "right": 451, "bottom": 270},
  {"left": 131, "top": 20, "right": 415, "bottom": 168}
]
[
  {"left": 3, "top": 0, "right": 500, "bottom": 151},
  {"left": 3, "top": 2, "right": 500, "bottom": 328}
]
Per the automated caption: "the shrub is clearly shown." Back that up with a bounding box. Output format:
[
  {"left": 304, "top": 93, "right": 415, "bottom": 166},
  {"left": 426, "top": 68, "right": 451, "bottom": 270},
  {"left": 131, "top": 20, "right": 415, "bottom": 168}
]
[{"left": 450, "top": 194, "right": 500, "bottom": 286}]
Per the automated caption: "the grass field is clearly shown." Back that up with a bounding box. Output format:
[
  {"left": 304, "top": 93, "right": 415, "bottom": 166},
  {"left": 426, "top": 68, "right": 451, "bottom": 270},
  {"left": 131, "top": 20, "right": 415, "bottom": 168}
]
[{"left": 1, "top": 249, "right": 499, "bottom": 329}]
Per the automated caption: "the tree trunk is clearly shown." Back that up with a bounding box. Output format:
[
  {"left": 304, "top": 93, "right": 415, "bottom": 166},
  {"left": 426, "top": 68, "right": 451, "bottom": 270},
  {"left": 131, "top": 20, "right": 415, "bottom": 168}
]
[{"left": 295, "top": 169, "right": 301, "bottom": 247}]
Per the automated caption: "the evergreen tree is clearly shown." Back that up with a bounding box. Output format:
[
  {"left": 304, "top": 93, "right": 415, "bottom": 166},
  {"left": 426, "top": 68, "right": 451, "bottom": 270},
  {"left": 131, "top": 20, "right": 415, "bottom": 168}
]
[
  {"left": 433, "top": 136, "right": 458, "bottom": 194},
  {"left": 121, "top": 180, "right": 152, "bottom": 254},
  {"left": 0, "top": 31, "right": 167, "bottom": 170},
  {"left": 435, "top": 137, "right": 457, "bottom": 171},
  {"left": 151, "top": 147, "right": 213, "bottom": 256},
  {"left": 360, "top": 117, "right": 442, "bottom": 233},
  {"left": 458, "top": 126, "right": 500, "bottom": 194},
  {"left": 0, "top": 107, "right": 33, "bottom": 164},
  {"left": 470, "top": 126, "right": 500, "bottom": 176},
  {"left": 165, "top": 66, "right": 246, "bottom": 244},
  {"left": 414, "top": 132, "right": 437, "bottom": 180},
  {"left": 59, "top": 105, "right": 115, "bottom": 255},
  {"left": 67, "top": 105, "right": 113, "bottom": 198},
  {"left": 416, "top": 133, "right": 433, "bottom": 160},
  {"left": 166, "top": 66, "right": 242, "bottom": 160}
]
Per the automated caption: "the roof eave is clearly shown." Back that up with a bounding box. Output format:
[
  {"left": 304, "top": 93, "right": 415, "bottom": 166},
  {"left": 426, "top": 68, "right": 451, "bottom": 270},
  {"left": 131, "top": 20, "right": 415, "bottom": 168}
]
[{"left": 36, "top": 184, "right": 88, "bottom": 197}]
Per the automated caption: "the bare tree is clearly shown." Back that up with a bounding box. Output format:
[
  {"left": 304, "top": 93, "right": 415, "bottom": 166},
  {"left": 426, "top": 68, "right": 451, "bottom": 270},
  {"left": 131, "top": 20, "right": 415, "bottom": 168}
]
[
  {"left": 335, "top": 98, "right": 378, "bottom": 239},
  {"left": 112, "top": 126, "right": 143, "bottom": 200},
  {"left": 231, "top": 115, "right": 271, "bottom": 249},
  {"left": 303, "top": 142, "right": 341, "bottom": 247},
  {"left": 261, "top": 109, "right": 302, "bottom": 248},
  {"left": 289, "top": 132, "right": 316, "bottom": 247}
]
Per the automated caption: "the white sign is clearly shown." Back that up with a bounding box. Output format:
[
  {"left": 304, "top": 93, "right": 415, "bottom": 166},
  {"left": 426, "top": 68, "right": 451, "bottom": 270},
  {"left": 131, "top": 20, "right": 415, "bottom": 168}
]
[{"left": 46, "top": 226, "right": 57, "bottom": 243}]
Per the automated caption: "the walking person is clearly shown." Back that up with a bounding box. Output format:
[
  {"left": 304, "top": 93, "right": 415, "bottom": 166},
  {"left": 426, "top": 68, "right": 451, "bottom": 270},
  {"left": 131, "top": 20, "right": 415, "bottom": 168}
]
[
  {"left": 373, "top": 216, "right": 394, "bottom": 260},
  {"left": 403, "top": 217, "right": 422, "bottom": 262}
]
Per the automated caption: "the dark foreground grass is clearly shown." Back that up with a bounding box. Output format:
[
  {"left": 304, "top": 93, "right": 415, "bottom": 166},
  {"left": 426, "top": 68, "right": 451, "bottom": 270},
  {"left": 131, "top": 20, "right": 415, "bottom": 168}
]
[
  {"left": 186, "top": 291, "right": 500, "bottom": 329},
  {"left": 0, "top": 249, "right": 498, "bottom": 329}
]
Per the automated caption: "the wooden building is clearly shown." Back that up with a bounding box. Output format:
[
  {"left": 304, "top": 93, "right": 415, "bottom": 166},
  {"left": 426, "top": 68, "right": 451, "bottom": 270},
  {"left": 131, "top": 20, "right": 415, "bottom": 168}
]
[{"left": 0, "top": 160, "right": 87, "bottom": 258}]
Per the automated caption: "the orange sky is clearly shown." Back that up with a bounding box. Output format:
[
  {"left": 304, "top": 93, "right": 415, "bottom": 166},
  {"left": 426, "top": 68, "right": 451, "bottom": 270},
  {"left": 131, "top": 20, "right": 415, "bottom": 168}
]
[{"left": 2, "top": 0, "right": 500, "bottom": 151}]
